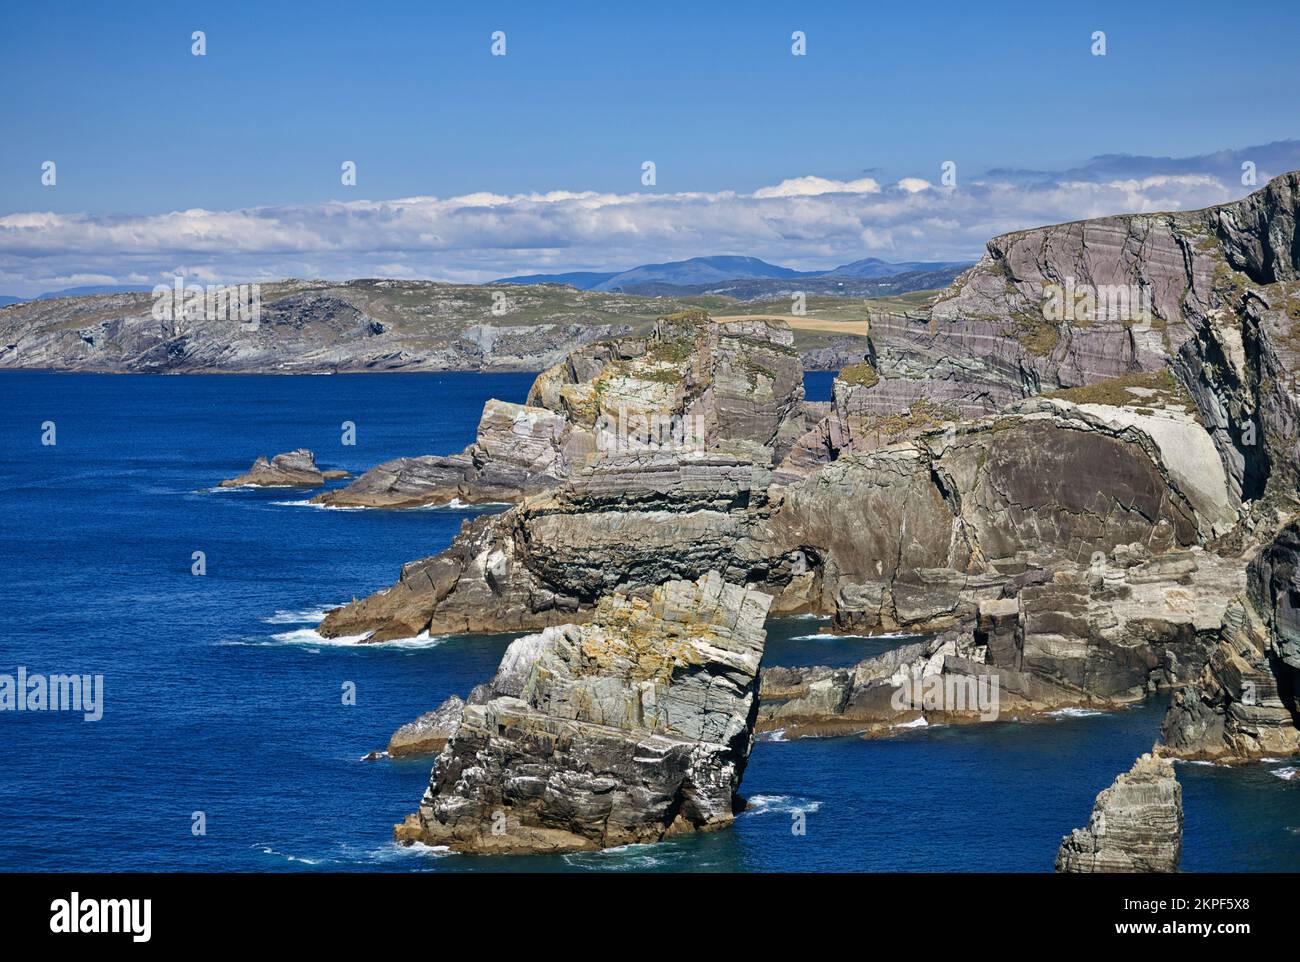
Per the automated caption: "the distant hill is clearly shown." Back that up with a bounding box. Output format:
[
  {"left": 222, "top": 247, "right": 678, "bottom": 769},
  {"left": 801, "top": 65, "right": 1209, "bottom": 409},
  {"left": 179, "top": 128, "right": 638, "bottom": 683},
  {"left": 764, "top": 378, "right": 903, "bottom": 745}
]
[
  {"left": 0, "top": 284, "right": 155, "bottom": 306},
  {"left": 493, "top": 270, "right": 619, "bottom": 288},
  {"left": 824, "top": 257, "right": 971, "bottom": 279},
  {"left": 614, "top": 267, "right": 966, "bottom": 300},
  {"left": 493, "top": 254, "right": 971, "bottom": 297}
]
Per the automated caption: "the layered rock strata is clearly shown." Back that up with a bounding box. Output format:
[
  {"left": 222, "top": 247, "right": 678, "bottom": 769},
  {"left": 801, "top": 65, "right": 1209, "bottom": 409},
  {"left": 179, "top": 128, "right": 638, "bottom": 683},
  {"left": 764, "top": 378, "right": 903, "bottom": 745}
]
[
  {"left": 393, "top": 572, "right": 771, "bottom": 853},
  {"left": 1160, "top": 520, "right": 1300, "bottom": 761},
  {"left": 1055, "top": 753, "right": 1183, "bottom": 873},
  {"left": 314, "top": 400, "right": 590, "bottom": 508}
]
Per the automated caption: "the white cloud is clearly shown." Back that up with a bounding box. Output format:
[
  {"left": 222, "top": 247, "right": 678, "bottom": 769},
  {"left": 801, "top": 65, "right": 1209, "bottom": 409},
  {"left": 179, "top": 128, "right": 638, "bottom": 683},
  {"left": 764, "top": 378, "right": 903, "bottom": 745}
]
[
  {"left": 752, "top": 175, "right": 882, "bottom": 198},
  {"left": 0, "top": 156, "right": 1283, "bottom": 296}
]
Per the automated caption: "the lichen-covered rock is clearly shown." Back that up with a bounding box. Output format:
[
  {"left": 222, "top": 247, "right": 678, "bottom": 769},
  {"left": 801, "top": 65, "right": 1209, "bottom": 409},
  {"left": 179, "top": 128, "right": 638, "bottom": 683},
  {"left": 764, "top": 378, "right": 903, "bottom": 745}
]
[
  {"left": 218, "top": 448, "right": 346, "bottom": 488},
  {"left": 393, "top": 572, "right": 771, "bottom": 854},
  {"left": 1055, "top": 754, "right": 1183, "bottom": 873},
  {"left": 386, "top": 696, "right": 465, "bottom": 757}
]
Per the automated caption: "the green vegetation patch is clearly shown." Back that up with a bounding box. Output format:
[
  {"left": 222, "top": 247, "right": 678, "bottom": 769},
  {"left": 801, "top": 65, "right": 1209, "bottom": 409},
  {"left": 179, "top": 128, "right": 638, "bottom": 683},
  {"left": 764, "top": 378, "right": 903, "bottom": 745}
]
[
  {"left": 1045, "top": 368, "right": 1195, "bottom": 414},
  {"left": 860, "top": 398, "right": 961, "bottom": 443},
  {"left": 838, "top": 361, "right": 880, "bottom": 388},
  {"left": 1010, "top": 310, "right": 1061, "bottom": 357}
]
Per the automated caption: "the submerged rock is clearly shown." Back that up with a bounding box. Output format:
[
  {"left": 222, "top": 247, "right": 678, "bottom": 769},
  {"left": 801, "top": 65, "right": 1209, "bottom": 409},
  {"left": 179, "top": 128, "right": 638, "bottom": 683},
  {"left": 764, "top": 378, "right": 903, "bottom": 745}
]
[
  {"left": 1055, "top": 753, "right": 1183, "bottom": 873},
  {"left": 218, "top": 448, "right": 347, "bottom": 488},
  {"left": 393, "top": 572, "right": 771, "bottom": 854}
]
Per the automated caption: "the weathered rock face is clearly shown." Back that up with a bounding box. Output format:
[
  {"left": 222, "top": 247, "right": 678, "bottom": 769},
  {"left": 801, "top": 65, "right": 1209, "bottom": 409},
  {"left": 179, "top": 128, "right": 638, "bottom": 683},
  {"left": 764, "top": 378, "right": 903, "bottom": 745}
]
[
  {"left": 218, "top": 448, "right": 346, "bottom": 488},
  {"left": 524, "top": 311, "right": 808, "bottom": 461},
  {"left": 393, "top": 572, "right": 772, "bottom": 854},
  {"left": 1160, "top": 521, "right": 1300, "bottom": 761},
  {"left": 386, "top": 696, "right": 465, "bottom": 758},
  {"left": 1055, "top": 754, "right": 1183, "bottom": 873},
  {"left": 315, "top": 400, "right": 593, "bottom": 508}
]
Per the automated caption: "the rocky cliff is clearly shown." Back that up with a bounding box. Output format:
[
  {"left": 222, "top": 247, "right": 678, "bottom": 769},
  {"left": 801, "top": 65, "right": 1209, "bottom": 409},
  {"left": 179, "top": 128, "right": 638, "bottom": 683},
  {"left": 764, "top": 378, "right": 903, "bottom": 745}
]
[
  {"left": 1055, "top": 753, "right": 1183, "bottom": 873},
  {"left": 393, "top": 572, "right": 771, "bottom": 854},
  {"left": 323, "top": 175, "right": 1300, "bottom": 766}
]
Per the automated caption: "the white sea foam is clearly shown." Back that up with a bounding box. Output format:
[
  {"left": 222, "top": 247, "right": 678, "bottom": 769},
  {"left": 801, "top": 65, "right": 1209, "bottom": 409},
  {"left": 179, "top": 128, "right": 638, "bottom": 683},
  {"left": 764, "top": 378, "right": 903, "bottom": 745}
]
[
  {"left": 758, "top": 728, "right": 788, "bottom": 742},
  {"left": 269, "top": 626, "right": 448, "bottom": 649},
  {"left": 269, "top": 499, "right": 366, "bottom": 510},
  {"left": 1270, "top": 767, "right": 1298, "bottom": 781},
  {"left": 741, "top": 794, "right": 822, "bottom": 817},
  {"left": 1046, "top": 707, "right": 1107, "bottom": 718},
  {"left": 261, "top": 604, "right": 340, "bottom": 625},
  {"left": 341, "top": 841, "right": 450, "bottom": 864},
  {"left": 256, "top": 844, "right": 325, "bottom": 866},
  {"left": 893, "top": 716, "right": 929, "bottom": 729},
  {"left": 787, "top": 631, "right": 915, "bottom": 641},
  {"left": 562, "top": 842, "right": 667, "bottom": 870},
  {"left": 416, "top": 498, "right": 512, "bottom": 510}
]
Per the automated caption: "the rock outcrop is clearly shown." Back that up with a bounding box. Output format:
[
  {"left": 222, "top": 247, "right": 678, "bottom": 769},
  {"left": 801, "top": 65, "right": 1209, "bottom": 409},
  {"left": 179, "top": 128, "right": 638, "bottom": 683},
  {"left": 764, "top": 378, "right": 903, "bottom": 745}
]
[
  {"left": 319, "top": 310, "right": 807, "bottom": 510},
  {"left": 393, "top": 572, "right": 771, "bottom": 854},
  {"left": 386, "top": 696, "right": 465, "bottom": 758},
  {"left": 314, "top": 401, "right": 592, "bottom": 508},
  {"left": 1160, "top": 520, "right": 1300, "bottom": 761},
  {"left": 1055, "top": 753, "right": 1183, "bottom": 873},
  {"left": 218, "top": 449, "right": 347, "bottom": 488}
]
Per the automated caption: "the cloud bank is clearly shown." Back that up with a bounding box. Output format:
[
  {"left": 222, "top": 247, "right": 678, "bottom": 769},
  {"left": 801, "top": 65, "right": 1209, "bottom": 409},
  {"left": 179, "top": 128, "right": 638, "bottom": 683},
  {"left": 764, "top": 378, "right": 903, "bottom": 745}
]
[{"left": 3, "top": 141, "right": 1298, "bottom": 297}]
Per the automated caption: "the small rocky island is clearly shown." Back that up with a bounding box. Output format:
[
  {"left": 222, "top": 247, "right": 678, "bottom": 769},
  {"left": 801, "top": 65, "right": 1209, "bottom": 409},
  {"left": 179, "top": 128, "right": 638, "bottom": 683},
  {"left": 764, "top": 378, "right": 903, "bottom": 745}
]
[
  {"left": 1055, "top": 753, "right": 1183, "bottom": 873},
  {"left": 394, "top": 572, "right": 771, "bottom": 854},
  {"left": 218, "top": 449, "right": 348, "bottom": 488}
]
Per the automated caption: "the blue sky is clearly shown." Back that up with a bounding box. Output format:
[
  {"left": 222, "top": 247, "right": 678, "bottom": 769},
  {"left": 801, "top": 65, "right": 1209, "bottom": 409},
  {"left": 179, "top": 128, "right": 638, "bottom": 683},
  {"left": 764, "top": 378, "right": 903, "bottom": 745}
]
[{"left": 1, "top": 0, "right": 1298, "bottom": 293}]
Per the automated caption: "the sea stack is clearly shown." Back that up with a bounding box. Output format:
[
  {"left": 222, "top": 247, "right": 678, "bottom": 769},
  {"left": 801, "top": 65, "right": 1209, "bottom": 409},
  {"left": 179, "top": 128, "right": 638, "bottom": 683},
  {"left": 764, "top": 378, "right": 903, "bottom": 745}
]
[
  {"left": 1055, "top": 753, "right": 1183, "bottom": 872},
  {"left": 394, "top": 571, "right": 772, "bottom": 854}
]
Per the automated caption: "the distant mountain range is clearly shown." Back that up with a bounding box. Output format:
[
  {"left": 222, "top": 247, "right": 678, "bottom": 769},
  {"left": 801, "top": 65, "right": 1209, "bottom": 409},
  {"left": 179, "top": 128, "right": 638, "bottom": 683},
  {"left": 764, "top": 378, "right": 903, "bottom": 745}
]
[
  {"left": 496, "top": 254, "right": 971, "bottom": 298},
  {"left": 0, "top": 257, "right": 972, "bottom": 308},
  {"left": 0, "top": 284, "right": 154, "bottom": 306}
]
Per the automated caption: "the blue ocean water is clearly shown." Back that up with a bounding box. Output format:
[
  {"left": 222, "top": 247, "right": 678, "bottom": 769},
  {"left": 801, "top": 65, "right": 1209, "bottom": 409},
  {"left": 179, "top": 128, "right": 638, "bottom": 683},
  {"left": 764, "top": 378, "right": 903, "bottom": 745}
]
[
  {"left": 1, "top": 371, "right": 1297, "bottom": 872},
  {"left": 803, "top": 370, "right": 837, "bottom": 403}
]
